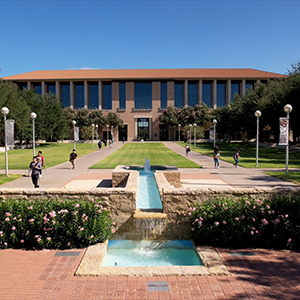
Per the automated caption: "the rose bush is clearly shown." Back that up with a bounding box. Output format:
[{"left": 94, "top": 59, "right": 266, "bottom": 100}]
[
  {"left": 0, "top": 198, "right": 115, "bottom": 249},
  {"left": 189, "top": 195, "right": 300, "bottom": 250}
]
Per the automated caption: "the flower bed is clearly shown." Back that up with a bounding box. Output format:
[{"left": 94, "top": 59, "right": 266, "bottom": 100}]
[
  {"left": 189, "top": 195, "right": 300, "bottom": 250},
  {"left": 0, "top": 198, "right": 114, "bottom": 249}
]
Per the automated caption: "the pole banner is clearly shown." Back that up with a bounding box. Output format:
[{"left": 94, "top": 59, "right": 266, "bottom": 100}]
[
  {"left": 5, "top": 119, "right": 15, "bottom": 148},
  {"left": 279, "top": 117, "right": 288, "bottom": 146},
  {"left": 209, "top": 126, "right": 214, "bottom": 140},
  {"left": 74, "top": 126, "right": 79, "bottom": 141}
]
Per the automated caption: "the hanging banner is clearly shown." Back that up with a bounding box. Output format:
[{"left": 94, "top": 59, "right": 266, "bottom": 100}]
[
  {"left": 74, "top": 126, "right": 79, "bottom": 141},
  {"left": 209, "top": 126, "right": 214, "bottom": 140},
  {"left": 279, "top": 117, "right": 288, "bottom": 146},
  {"left": 5, "top": 119, "right": 15, "bottom": 148}
]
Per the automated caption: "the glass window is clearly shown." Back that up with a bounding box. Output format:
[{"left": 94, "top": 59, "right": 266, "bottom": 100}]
[
  {"left": 119, "top": 82, "right": 126, "bottom": 110},
  {"left": 174, "top": 82, "right": 184, "bottom": 108},
  {"left": 19, "top": 82, "right": 28, "bottom": 90},
  {"left": 202, "top": 81, "right": 212, "bottom": 108},
  {"left": 160, "top": 82, "right": 167, "bottom": 109},
  {"left": 134, "top": 82, "right": 152, "bottom": 109},
  {"left": 231, "top": 81, "right": 240, "bottom": 101},
  {"left": 217, "top": 82, "right": 226, "bottom": 107},
  {"left": 89, "top": 83, "right": 98, "bottom": 109},
  {"left": 103, "top": 82, "right": 112, "bottom": 110},
  {"left": 47, "top": 83, "right": 56, "bottom": 95},
  {"left": 188, "top": 81, "right": 198, "bottom": 106},
  {"left": 33, "top": 83, "right": 42, "bottom": 95},
  {"left": 246, "top": 81, "right": 254, "bottom": 91},
  {"left": 61, "top": 83, "right": 70, "bottom": 107},
  {"left": 75, "top": 83, "right": 84, "bottom": 109}
]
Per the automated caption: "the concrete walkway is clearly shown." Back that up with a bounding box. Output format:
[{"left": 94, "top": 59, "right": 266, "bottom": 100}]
[{"left": 163, "top": 141, "right": 298, "bottom": 189}]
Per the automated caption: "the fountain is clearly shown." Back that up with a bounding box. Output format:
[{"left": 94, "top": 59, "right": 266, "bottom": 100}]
[{"left": 144, "top": 158, "right": 151, "bottom": 172}]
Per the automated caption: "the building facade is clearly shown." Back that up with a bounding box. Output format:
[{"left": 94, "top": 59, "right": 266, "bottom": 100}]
[{"left": 2, "top": 68, "right": 286, "bottom": 141}]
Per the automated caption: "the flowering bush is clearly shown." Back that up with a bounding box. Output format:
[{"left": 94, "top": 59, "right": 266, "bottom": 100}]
[
  {"left": 0, "top": 198, "right": 115, "bottom": 249},
  {"left": 189, "top": 196, "right": 300, "bottom": 250}
]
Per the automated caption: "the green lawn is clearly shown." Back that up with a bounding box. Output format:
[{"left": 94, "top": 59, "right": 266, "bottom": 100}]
[
  {"left": 0, "top": 143, "right": 97, "bottom": 170},
  {"left": 179, "top": 142, "right": 300, "bottom": 169},
  {"left": 265, "top": 171, "right": 300, "bottom": 184},
  {"left": 90, "top": 143, "right": 201, "bottom": 169},
  {"left": 0, "top": 174, "right": 23, "bottom": 185}
]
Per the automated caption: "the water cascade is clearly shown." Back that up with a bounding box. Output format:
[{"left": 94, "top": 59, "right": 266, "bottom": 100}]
[{"left": 144, "top": 158, "right": 151, "bottom": 172}]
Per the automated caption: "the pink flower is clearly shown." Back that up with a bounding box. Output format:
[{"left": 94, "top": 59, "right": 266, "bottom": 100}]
[
  {"left": 0, "top": 231, "right": 3, "bottom": 236},
  {"left": 252, "top": 218, "right": 256, "bottom": 222},
  {"left": 73, "top": 211, "right": 78, "bottom": 215},
  {"left": 28, "top": 206, "right": 33, "bottom": 210},
  {"left": 112, "top": 222, "right": 116, "bottom": 226},
  {"left": 5, "top": 217, "right": 10, "bottom": 222},
  {"left": 20, "top": 240, "right": 24, "bottom": 243},
  {"left": 12, "top": 226, "right": 16, "bottom": 231},
  {"left": 67, "top": 242, "right": 71, "bottom": 246},
  {"left": 285, "top": 214, "right": 289, "bottom": 218},
  {"left": 112, "top": 228, "right": 115, "bottom": 233},
  {"left": 49, "top": 210, "right": 56, "bottom": 218},
  {"left": 191, "top": 228, "right": 195, "bottom": 231},
  {"left": 6, "top": 212, "right": 11, "bottom": 217},
  {"left": 98, "top": 209, "right": 102, "bottom": 213},
  {"left": 52, "top": 220, "right": 55, "bottom": 225},
  {"left": 75, "top": 203, "right": 80, "bottom": 208},
  {"left": 80, "top": 227, "right": 84, "bottom": 231},
  {"left": 188, "top": 212, "right": 192, "bottom": 216},
  {"left": 223, "top": 221, "right": 227, "bottom": 225},
  {"left": 4, "top": 242, "right": 7, "bottom": 246},
  {"left": 37, "top": 238, "right": 41, "bottom": 242},
  {"left": 29, "top": 219, "right": 34, "bottom": 223},
  {"left": 91, "top": 198, "right": 95, "bottom": 202},
  {"left": 235, "top": 217, "right": 239, "bottom": 221},
  {"left": 288, "top": 238, "right": 292, "bottom": 243},
  {"left": 262, "top": 219, "right": 268, "bottom": 225},
  {"left": 47, "top": 237, "right": 51, "bottom": 241},
  {"left": 250, "top": 231, "right": 254, "bottom": 235},
  {"left": 275, "top": 218, "right": 280, "bottom": 223},
  {"left": 252, "top": 227, "right": 256, "bottom": 230},
  {"left": 215, "top": 222, "right": 219, "bottom": 226},
  {"left": 90, "top": 235, "right": 94, "bottom": 239}
]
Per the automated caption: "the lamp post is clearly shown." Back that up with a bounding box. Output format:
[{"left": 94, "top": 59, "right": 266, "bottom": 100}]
[
  {"left": 178, "top": 124, "right": 181, "bottom": 142},
  {"left": 284, "top": 104, "right": 293, "bottom": 174},
  {"left": 254, "top": 110, "right": 262, "bottom": 167},
  {"left": 193, "top": 123, "right": 197, "bottom": 148},
  {"left": 213, "top": 119, "right": 217, "bottom": 148},
  {"left": 106, "top": 124, "right": 109, "bottom": 144},
  {"left": 72, "top": 120, "right": 76, "bottom": 150},
  {"left": 189, "top": 124, "right": 192, "bottom": 147},
  {"left": 173, "top": 125, "right": 176, "bottom": 141},
  {"left": 92, "top": 124, "right": 94, "bottom": 149},
  {"left": 111, "top": 125, "right": 113, "bottom": 142},
  {"left": 30, "top": 112, "right": 37, "bottom": 157},
  {"left": 95, "top": 124, "right": 98, "bottom": 143},
  {"left": 1, "top": 107, "right": 9, "bottom": 177}
]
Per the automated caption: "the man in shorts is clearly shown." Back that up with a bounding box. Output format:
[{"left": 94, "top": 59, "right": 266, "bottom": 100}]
[{"left": 69, "top": 149, "right": 77, "bottom": 169}]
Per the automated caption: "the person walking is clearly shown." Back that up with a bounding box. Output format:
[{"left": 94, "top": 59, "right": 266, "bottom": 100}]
[
  {"left": 213, "top": 147, "right": 221, "bottom": 169},
  {"left": 37, "top": 151, "right": 45, "bottom": 177},
  {"left": 28, "top": 156, "right": 42, "bottom": 188},
  {"left": 98, "top": 140, "right": 102, "bottom": 150},
  {"left": 69, "top": 149, "right": 77, "bottom": 169},
  {"left": 185, "top": 144, "right": 190, "bottom": 156},
  {"left": 233, "top": 149, "right": 240, "bottom": 168}
]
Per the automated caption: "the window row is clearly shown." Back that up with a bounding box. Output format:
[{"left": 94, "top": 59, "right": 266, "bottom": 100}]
[{"left": 19, "top": 80, "right": 260, "bottom": 110}]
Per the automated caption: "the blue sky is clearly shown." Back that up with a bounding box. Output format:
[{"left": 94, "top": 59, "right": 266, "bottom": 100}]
[{"left": 0, "top": 0, "right": 299, "bottom": 77}]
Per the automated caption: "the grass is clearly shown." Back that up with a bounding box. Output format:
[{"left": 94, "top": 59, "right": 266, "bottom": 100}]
[
  {"left": 90, "top": 143, "right": 201, "bottom": 169},
  {"left": 179, "top": 142, "right": 300, "bottom": 169},
  {"left": 265, "top": 171, "right": 300, "bottom": 184},
  {"left": 0, "top": 143, "right": 97, "bottom": 170},
  {"left": 0, "top": 174, "right": 23, "bottom": 185}
]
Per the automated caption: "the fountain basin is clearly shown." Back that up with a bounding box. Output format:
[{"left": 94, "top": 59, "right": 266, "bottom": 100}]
[{"left": 102, "top": 240, "right": 203, "bottom": 267}]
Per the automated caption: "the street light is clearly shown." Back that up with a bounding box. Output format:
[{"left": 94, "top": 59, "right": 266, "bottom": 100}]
[
  {"left": 173, "top": 125, "right": 176, "bottom": 141},
  {"left": 106, "top": 124, "right": 109, "bottom": 144},
  {"left": 178, "top": 124, "right": 181, "bottom": 142},
  {"left": 111, "top": 125, "right": 113, "bottom": 142},
  {"left": 213, "top": 119, "right": 217, "bottom": 148},
  {"left": 92, "top": 124, "right": 94, "bottom": 149},
  {"left": 193, "top": 123, "right": 197, "bottom": 148},
  {"left": 30, "top": 112, "right": 37, "bottom": 156},
  {"left": 284, "top": 104, "right": 293, "bottom": 174},
  {"left": 96, "top": 124, "right": 98, "bottom": 142},
  {"left": 72, "top": 120, "right": 76, "bottom": 150},
  {"left": 189, "top": 124, "right": 192, "bottom": 147},
  {"left": 1, "top": 107, "right": 9, "bottom": 177},
  {"left": 254, "top": 110, "right": 262, "bottom": 167}
]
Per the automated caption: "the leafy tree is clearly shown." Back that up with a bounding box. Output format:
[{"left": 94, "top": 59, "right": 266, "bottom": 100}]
[
  {"left": 159, "top": 106, "right": 180, "bottom": 127},
  {"left": 106, "top": 112, "right": 123, "bottom": 127}
]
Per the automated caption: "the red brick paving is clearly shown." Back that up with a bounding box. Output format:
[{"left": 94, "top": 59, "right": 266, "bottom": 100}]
[{"left": 1, "top": 248, "right": 300, "bottom": 299}]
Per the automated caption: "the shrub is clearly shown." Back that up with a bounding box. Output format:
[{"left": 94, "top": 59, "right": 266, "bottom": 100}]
[
  {"left": 0, "top": 198, "right": 115, "bottom": 249},
  {"left": 189, "top": 195, "right": 300, "bottom": 250}
]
